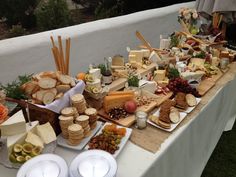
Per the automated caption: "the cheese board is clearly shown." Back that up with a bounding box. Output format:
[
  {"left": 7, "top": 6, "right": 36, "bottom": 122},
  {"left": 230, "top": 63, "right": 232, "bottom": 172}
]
[
  {"left": 197, "top": 79, "right": 215, "bottom": 96},
  {"left": 108, "top": 63, "right": 157, "bottom": 91}
]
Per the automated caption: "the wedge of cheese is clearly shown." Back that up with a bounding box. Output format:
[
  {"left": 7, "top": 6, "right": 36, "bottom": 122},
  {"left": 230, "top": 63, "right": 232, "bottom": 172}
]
[
  {"left": 25, "top": 131, "right": 44, "bottom": 148},
  {"left": 0, "top": 110, "right": 26, "bottom": 136},
  {"left": 103, "top": 94, "right": 134, "bottom": 113},
  {"left": 36, "top": 122, "right": 56, "bottom": 144}
]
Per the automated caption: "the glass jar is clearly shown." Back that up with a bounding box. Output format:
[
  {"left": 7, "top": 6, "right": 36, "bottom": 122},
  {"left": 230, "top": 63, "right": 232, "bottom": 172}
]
[{"left": 135, "top": 111, "right": 147, "bottom": 129}]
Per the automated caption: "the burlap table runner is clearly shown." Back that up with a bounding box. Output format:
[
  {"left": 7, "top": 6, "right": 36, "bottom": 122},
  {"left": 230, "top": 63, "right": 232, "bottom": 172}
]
[{"left": 130, "top": 62, "right": 236, "bottom": 153}]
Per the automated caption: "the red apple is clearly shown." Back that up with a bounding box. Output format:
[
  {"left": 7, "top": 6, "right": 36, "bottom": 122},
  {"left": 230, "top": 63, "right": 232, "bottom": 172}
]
[{"left": 124, "top": 100, "right": 137, "bottom": 113}]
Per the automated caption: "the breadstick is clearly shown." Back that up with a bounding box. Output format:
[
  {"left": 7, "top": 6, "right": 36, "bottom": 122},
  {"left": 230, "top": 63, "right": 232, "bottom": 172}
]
[
  {"left": 58, "top": 36, "right": 65, "bottom": 74},
  {"left": 65, "top": 38, "right": 71, "bottom": 75},
  {"left": 51, "top": 47, "right": 59, "bottom": 71},
  {"left": 50, "top": 36, "right": 56, "bottom": 47}
]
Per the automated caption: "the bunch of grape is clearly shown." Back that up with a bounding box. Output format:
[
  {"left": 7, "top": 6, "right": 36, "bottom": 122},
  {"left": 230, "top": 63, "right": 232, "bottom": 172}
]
[{"left": 167, "top": 77, "right": 201, "bottom": 97}]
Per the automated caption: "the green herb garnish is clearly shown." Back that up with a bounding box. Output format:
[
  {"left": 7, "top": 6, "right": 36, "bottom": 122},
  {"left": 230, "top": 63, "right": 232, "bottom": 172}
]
[
  {"left": 0, "top": 74, "right": 33, "bottom": 99},
  {"left": 127, "top": 75, "right": 139, "bottom": 87}
]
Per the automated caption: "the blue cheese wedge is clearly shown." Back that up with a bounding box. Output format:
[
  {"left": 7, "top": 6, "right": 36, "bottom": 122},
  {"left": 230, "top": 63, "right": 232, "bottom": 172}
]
[
  {"left": 0, "top": 110, "right": 26, "bottom": 136},
  {"left": 36, "top": 123, "right": 56, "bottom": 144}
]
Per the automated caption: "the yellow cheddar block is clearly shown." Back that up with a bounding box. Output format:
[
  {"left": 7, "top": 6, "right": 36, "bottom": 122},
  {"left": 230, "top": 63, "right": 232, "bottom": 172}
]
[
  {"left": 154, "top": 70, "right": 166, "bottom": 82},
  {"left": 103, "top": 94, "right": 134, "bottom": 113}
]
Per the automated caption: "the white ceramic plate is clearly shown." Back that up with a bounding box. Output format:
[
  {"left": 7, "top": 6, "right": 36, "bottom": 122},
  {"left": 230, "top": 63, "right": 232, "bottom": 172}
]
[
  {"left": 147, "top": 109, "right": 187, "bottom": 132},
  {"left": 85, "top": 122, "right": 132, "bottom": 158},
  {"left": 57, "top": 121, "right": 103, "bottom": 150},
  {"left": 70, "top": 150, "right": 117, "bottom": 177},
  {"left": 17, "top": 154, "right": 68, "bottom": 177},
  {"left": 183, "top": 98, "right": 201, "bottom": 113}
]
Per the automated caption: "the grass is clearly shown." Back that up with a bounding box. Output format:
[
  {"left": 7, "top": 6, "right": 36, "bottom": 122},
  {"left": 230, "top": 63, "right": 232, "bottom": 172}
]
[{"left": 201, "top": 122, "right": 236, "bottom": 177}]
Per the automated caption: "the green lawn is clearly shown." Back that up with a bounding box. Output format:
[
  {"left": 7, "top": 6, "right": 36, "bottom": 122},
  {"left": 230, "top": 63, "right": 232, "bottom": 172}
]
[{"left": 201, "top": 121, "right": 236, "bottom": 177}]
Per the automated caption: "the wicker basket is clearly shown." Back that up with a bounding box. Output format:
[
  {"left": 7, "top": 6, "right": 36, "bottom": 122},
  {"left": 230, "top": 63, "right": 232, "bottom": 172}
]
[{"left": 6, "top": 98, "right": 61, "bottom": 135}]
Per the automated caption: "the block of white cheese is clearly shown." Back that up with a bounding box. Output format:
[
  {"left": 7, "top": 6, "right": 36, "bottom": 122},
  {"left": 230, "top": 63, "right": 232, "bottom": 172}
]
[
  {"left": 129, "top": 50, "right": 143, "bottom": 63},
  {"left": 7, "top": 121, "right": 39, "bottom": 155},
  {"left": 36, "top": 122, "right": 56, "bottom": 144},
  {"left": 0, "top": 110, "right": 26, "bottom": 136},
  {"left": 25, "top": 131, "right": 44, "bottom": 148},
  {"left": 89, "top": 68, "right": 101, "bottom": 80}
]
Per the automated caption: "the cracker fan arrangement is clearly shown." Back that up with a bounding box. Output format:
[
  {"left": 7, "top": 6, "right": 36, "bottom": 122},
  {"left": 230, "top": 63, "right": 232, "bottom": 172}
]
[{"left": 0, "top": 7, "right": 236, "bottom": 170}]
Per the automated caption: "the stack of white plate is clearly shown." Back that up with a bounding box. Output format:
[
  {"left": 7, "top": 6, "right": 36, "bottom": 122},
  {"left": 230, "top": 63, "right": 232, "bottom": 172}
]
[
  {"left": 69, "top": 150, "right": 117, "bottom": 177},
  {"left": 17, "top": 154, "right": 68, "bottom": 177}
]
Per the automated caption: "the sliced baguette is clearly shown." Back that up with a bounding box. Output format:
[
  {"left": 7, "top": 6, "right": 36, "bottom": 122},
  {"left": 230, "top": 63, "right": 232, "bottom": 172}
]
[
  {"left": 169, "top": 106, "right": 180, "bottom": 124},
  {"left": 42, "top": 91, "right": 55, "bottom": 105},
  {"left": 58, "top": 74, "right": 72, "bottom": 85},
  {"left": 40, "top": 71, "right": 57, "bottom": 79},
  {"left": 38, "top": 77, "right": 57, "bottom": 89},
  {"left": 186, "top": 94, "right": 197, "bottom": 107},
  {"left": 24, "top": 81, "right": 39, "bottom": 95},
  {"left": 36, "top": 88, "right": 57, "bottom": 101},
  {"left": 55, "top": 92, "right": 64, "bottom": 100},
  {"left": 56, "top": 84, "right": 71, "bottom": 93}
]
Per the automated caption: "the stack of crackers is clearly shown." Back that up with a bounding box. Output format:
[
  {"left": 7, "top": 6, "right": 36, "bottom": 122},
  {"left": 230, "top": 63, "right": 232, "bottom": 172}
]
[
  {"left": 71, "top": 94, "right": 87, "bottom": 114},
  {"left": 75, "top": 115, "right": 91, "bottom": 137},
  {"left": 85, "top": 108, "right": 98, "bottom": 130},
  {"left": 67, "top": 124, "right": 84, "bottom": 146},
  {"left": 59, "top": 115, "right": 74, "bottom": 138},
  {"left": 61, "top": 107, "right": 78, "bottom": 118}
]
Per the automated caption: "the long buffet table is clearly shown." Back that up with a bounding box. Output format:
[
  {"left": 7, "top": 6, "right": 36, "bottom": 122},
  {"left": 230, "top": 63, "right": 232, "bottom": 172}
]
[
  {"left": 1, "top": 1, "right": 236, "bottom": 177},
  {"left": 1, "top": 63, "right": 236, "bottom": 177}
]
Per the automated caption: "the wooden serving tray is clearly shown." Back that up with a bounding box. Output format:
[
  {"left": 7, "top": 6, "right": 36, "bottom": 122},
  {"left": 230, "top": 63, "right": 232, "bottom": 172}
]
[
  {"left": 108, "top": 63, "right": 157, "bottom": 91},
  {"left": 98, "top": 109, "right": 135, "bottom": 127},
  {"left": 97, "top": 90, "right": 173, "bottom": 127},
  {"left": 197, "top": 80, "right": 215, "bottom": 96}
]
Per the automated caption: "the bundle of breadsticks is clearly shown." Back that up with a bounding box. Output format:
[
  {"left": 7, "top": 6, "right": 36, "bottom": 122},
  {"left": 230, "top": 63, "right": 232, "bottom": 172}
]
[{"left": 51, "top": 36, "right": 71, "bottom": 75}]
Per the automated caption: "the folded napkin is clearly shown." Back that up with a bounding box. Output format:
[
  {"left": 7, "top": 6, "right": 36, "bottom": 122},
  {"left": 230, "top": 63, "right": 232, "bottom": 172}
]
[{"left": 37, "top": 80, "right": 85, "bottom": 114}]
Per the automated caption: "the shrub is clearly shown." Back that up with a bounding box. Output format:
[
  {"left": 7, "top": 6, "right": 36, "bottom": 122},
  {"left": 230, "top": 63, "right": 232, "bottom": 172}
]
[
  {"left": 0, "top": 0, "right": 38, "bottom": 28},
  {"left": 8, "top": 24, "right": 26, "bottom": 38},
  {"left": 35, "top": 0, "right": 72, "bottom": 31}
]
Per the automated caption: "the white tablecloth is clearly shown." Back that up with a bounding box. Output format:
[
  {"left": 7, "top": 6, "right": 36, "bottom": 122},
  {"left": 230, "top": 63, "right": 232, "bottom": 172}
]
[{"left": 1, "top": 73, "right": 236, "bottom": 177}]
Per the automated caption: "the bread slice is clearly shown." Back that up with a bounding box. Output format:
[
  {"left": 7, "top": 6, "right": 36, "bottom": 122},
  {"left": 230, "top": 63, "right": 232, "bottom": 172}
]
[
  {"left": 186, "top": 94, "right": 197, "bottom": 107},
  {"left": 36, "top": 88, "right": 57, "bottom": 101},
  {"left": 23, "top": 81, "right": 39, "bottom": 95},
  {"left": 58, "top": 74, "right": 72, "bottom": 85},
  {"left": 38, "top": 77, "right": 57, "bottom": 89},
  {"left": 40, "top": 71, "right": 57, "bottom": 79},
  {"left": 56, "top": 84, "right": 71, "bottom": 93},
  {"left": 42, "top": 91, "right": 55, "bottom": 105},
  {"left": 169, "top": 107, "right": 180, "bottom": 123},
  {"left": 55, "top": 92, "right": 64, "bottom": 100},
  {"left": 158, "top": 119, "right": 171, "bottom": 129},
  {"left": 70, "top": 79, "right": 76, "bottom": 87}
]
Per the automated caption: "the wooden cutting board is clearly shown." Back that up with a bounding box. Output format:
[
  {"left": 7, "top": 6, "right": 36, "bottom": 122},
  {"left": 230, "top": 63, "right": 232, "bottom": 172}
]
[
  {"left": 97, "top": 91, "right": 173, "bottom": 127},
  {"left": 108, "top": 63, "right": 157, "bottom": 91},
  {"left": 98, "top": 108, "right": 135, "bottom": 127},
  {"left": 197, "top": 80, "right": 215, "bottom": 96}
]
